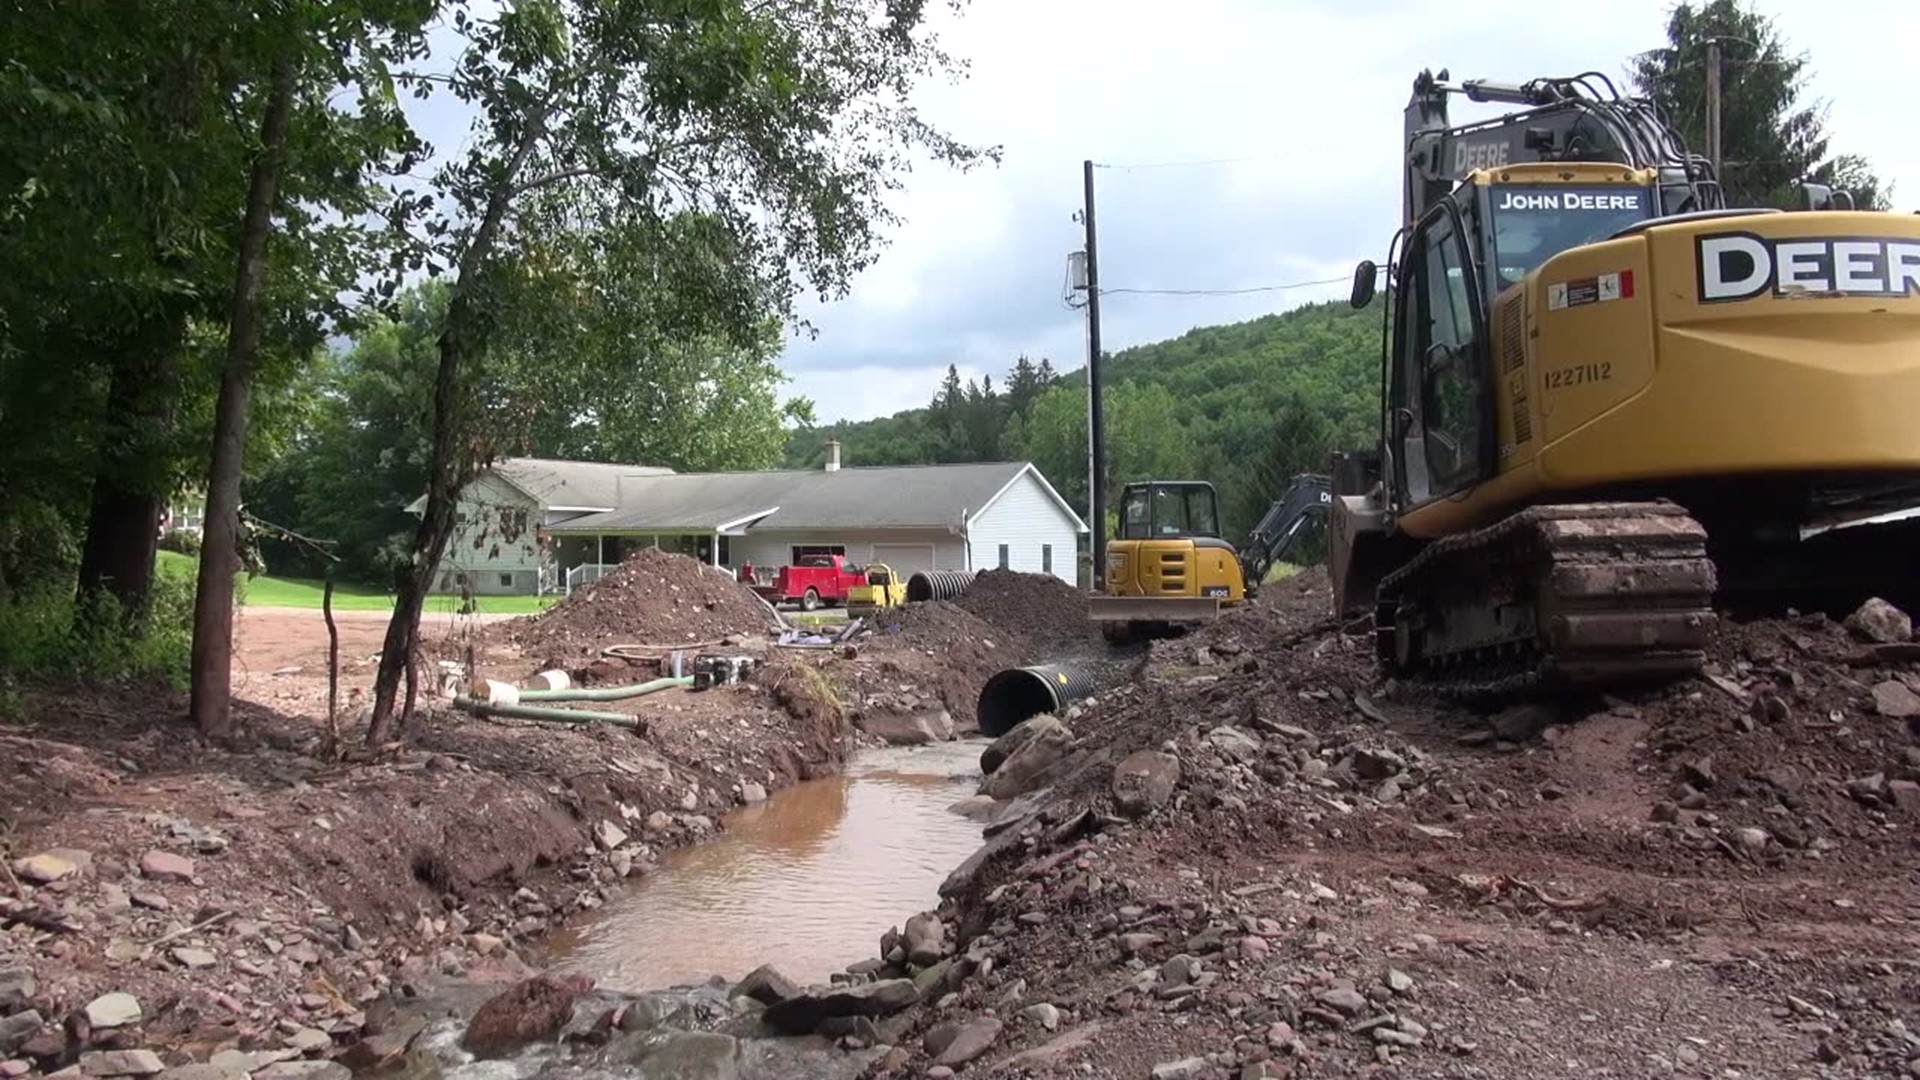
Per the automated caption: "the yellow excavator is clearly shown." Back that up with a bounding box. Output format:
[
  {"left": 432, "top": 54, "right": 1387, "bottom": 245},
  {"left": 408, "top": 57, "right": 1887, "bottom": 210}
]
[
  {"left": 1330, "top": 68, "right": 1920, "bottom": 699},
  {"left": 1090, "top": 475, "right": 1331, "bottom": 644}
]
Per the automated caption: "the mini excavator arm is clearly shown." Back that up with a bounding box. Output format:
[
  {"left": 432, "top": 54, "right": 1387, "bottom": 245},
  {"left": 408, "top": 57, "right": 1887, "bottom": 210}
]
[{"left": 1237, "top": 473, "right": 1332, "bottom": 593}]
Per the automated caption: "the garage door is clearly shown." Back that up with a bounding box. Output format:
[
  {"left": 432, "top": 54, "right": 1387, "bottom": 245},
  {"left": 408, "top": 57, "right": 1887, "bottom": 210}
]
[{"left": 870, "top": 543, "right": 936, "bottom": 576}]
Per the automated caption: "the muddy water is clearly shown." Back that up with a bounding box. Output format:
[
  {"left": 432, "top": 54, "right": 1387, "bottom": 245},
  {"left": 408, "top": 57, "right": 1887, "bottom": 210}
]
[{"left": 541, "top": 740, "right": 989, "bottom": 993}]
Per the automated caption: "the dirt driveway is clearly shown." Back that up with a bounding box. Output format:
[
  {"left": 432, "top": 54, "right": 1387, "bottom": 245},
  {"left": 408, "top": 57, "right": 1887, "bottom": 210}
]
[{"left": 227, "top": 605, "right": 520, "bottom": 706}]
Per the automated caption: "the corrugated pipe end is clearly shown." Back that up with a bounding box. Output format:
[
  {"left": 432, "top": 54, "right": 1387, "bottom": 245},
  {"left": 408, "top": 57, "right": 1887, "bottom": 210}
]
[
  {"left": 906, "top": 569, "right": 978, "bottom": 603},
  {"left": 976, "top": 663, "right": 1098, "bottom": 738}
]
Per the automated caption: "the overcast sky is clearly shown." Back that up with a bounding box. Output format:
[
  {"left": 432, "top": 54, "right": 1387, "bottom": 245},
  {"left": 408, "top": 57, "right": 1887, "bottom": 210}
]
[{"left": 770, "top": 0, "right": 1919, "bottom": 425}]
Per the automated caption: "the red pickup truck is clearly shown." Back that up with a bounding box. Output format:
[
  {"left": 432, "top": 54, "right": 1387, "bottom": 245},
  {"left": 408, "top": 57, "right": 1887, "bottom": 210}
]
[{"left": 742, "top": 554, "right": 865, "bottom": 611}]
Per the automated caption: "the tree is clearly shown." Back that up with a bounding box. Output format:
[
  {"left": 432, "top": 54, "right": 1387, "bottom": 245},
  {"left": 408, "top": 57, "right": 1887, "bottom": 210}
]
[
  {"left": 363, "top": 0, "right": 997, "bottom": 741},
  {"left": 1628, "top": 0, "right": 1890, "bottom": 209}
]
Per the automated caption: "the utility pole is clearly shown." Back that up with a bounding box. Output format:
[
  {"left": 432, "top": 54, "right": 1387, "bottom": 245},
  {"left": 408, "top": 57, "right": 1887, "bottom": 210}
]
[
  {"left": 1704, "top": 38, "right": 1723, "bottom": 180},
  {"left": 1080, "top": 159, "right": 1107, "bottom": 591}
]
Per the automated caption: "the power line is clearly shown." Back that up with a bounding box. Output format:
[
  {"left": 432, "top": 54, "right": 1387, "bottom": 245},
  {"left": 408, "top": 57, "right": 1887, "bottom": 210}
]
[
  {"left": 1091, "top": 154, "right": 1277, "bottom": 171},
  {"left": 1098, "top": 274, "right": 1350, "bottom": 298}
]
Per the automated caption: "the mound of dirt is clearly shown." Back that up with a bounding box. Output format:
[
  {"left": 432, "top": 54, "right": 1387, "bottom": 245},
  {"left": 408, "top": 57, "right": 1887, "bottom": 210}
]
[
  {"left": 499, "top": 549, "right": 774, "bottom": 662},
  {"left": 851, "top": 600, "right": 1025, "bottom": 726},
  {"left": 954, "top": 569, "right": 1091, "bottom": 648}
]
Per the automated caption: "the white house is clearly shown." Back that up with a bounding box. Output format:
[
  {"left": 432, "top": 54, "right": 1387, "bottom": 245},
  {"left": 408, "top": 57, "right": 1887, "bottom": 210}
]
[{"left": 413, "top": 443, "right": 1088, "bottom": 595}]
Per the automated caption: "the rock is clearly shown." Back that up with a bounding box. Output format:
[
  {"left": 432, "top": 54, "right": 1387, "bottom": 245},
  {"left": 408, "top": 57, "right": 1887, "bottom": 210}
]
[
  {"left": 1119, "top": 933, "right": 1164, "bottom": 956},
  {"left": 84, "top": 994, "right": 142, "bottom": 1030},
  {"left": 1020, "top": 1003, "right": 1061, "bottom": 1031},
  {"left": 170, "top": 949, "right": 216, "bottom": 970},
  {"left": 13, "top": 853, "right": 79, "bottom": 885},
  {"left": 1490, "top": 703, "right": 1555, "bottom": 742},
  {"left": 1111, "top": 751, "right": 1181, "bottom": 817},
  {"left": 252, "top": 1064, "right": 350, "bottom": 1080},
  {"left": 0, "top": 969, "right": 33, "bottom": 1014},
  {"left": 157, "top": 1066, "right": 243, "bottom": 1080},
  {"left": 931, "top": 1017, "right": 1001, "bottom": 1067},
  {"left": 1874, "top": 680, "right": 1920, "bottom": 719},
  {"left": 285, "top": 1028, "right": 332, "bottom": 1054},
  {"left": 732, "top": 965, "right": 799, "bottom": 1007},
  {"left": 857, "top": 709, "right": 954, "bottom": 747},
  {"left": 1317, "top": 987, "right": 1368, "bottom": 1017},
  {"left": 1206, "top": 725, "right": 1262, "bottom": 763},
  {"left": 1151, "top": 1058, "right": 1211, "bottom": 1080},
  {"left": 1734, "top": 827, "right": 1771, "bottom": 853},
  {"left": 1386, "top": 968, "right": 1414, "bottom": 994},
  {"left": 138, "top": 852, "right": 194, "bottom": 883},
  {"left": 1161, "top": 954, "right": 1200, "bottom": 986},
  {"left": 760, "top": 979, "right": 919, "bottom": 1035},
  {"left": 631, "top": 1030, "right": 739, "bottom": 1080},
  {"left": 903, "top": 913, "right": 945, "bottom": 966},
  {"left": 0, "top": 1012, "right": 42, "bottom": 1054},
  {"left": 80, "top": 1051, "right": 165, "bottom": 1077},
  {"left": 594, "top": 820, "right": 629, "bottom": 851},
  {"left": 1, "top": 1060, "right": 29, "bottom": 1079},
  {"left": 980, "top": 719, "right": 1052, "bottom": 775},
  {"left": 979, "top": 718, "right": 1075, "bottom": 800},
  {"left": 947, "top": 795, "right": 998, "bottom": 822},
  {"left": 645, "top": 811, "right": 674, "bottom": 833},
  {"left": 1351, "top": 748, "right": 1406, "bottom": 781},
  {"left": 739, "top": 782, "right": 768, "bottom": 805},
  {"left": 1846, "top": 598, "right": 1912, "bottom": 644},
  {"left": 460, "top": 975, "right": 593, "bottom": 1058},
  {"left": 1682, "top": 756, "right": 1716, "bottom": 789},
  {"left": 338, "top": 1013, "right": 427, "bottom": 1071}
]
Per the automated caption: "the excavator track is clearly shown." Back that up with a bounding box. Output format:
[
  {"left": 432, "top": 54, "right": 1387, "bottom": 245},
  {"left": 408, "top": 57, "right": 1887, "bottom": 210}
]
[{"left": 1373, "top": 501, "right": 1718, "bottom": 701}]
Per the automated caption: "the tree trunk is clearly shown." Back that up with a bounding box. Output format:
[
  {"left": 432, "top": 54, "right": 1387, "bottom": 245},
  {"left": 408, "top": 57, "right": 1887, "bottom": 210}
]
[
  {"left": 75, "top": 308, "right": 186, "bottom": 621},
  {"left": 189, "top": 54, "right": 296, "bottom": 739},
  {"left": 365, "top": 106, "right": 552, "bottom": 744}
]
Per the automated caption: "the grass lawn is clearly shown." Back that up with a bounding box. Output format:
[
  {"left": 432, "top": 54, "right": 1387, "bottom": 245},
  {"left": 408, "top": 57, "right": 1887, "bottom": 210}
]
[{"left": 155, "top": 550, "right": 557, "bottom": 615}]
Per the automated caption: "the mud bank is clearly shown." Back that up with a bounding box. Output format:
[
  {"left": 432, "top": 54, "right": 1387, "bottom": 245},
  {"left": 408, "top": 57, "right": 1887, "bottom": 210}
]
[{"left": 0, "top": 652, "right": 846, "bottom": 1077}]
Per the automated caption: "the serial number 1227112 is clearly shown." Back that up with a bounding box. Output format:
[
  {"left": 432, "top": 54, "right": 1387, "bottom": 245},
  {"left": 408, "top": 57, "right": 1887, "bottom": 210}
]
[{"left": 1544, "top": 362, "right": 1612, "bottom": 389}]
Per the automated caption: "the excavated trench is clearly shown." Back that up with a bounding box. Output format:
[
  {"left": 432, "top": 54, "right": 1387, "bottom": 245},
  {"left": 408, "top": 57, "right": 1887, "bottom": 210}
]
[{"left": 538, "top": 740, "right": 992, "bottom": 991}]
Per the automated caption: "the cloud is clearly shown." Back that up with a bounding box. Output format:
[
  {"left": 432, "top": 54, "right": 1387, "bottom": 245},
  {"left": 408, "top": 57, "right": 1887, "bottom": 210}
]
[{"left": 778, "top": 0, "right": 1920, "bottom": 420}]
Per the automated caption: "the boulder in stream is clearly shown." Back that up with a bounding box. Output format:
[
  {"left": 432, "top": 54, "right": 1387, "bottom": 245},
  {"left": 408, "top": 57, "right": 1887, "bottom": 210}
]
[
  {"left": 760, "top": 979, "right": 919, "bottom": 1035},
  {"left": 731, "top": 965, "right": 799, "bottom": 1007},
  {"left": 979, "top": 717, "right": 1074, "bottom": 800},
  {"left": 461, "top": 974, "right": 594, "bottom": 1058},
  {"left": 630, "top": 1030, "right": 740, "bottom": 1080}
]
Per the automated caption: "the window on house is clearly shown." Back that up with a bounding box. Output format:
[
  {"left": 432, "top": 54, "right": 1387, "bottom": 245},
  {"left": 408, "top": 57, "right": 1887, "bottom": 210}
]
[
  {"left": 1042, "top": 544, "right": 1053, "bottom": 574},
  {"left": 718, "top": 536, "right": 731, "bottom": 564},
  {"left": 499, "top": 573, "right": 514, "bottom": 589},
  {"left": 998, "top": 544, "right": 1009, "bottom": 569}
]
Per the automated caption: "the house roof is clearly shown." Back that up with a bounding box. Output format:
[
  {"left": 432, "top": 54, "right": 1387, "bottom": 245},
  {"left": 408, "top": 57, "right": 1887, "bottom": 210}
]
[
  {"left": 490, "top": 457, "right": 676, "bottom": 511},
  {"left": 542, "top": 460, "right": 1087, "bottom": 535}
]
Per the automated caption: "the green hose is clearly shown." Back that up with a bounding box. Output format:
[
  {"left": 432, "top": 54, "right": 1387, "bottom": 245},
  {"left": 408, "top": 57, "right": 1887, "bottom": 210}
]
[
  {"left": 453, "top": 696, "right": 640, "bottom": 726},
  {"left": 514, "top": 676, "right": 695, "bottom": 702}
]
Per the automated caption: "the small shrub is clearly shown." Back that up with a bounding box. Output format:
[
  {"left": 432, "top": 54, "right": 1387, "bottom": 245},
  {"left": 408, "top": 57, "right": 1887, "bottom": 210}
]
[{"left": 158, "top": 528, "right": 201, "bottom": 557}]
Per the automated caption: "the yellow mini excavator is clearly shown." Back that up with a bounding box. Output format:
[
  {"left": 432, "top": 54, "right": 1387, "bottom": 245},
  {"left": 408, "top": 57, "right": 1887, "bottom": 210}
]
[
  {"left": 1090, "top": 474, "right": 1331, "bottom": 644},
  {"left": 1330, "top": 68, "right": 1920, "bottom": 700}
]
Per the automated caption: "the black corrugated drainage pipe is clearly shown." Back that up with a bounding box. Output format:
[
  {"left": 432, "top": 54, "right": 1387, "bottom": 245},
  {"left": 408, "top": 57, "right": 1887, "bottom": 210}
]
[
  {"left": 906, "top": 569, "right": 978, "bottom": 603},
  {"left": 976, "top": 663, "right": 1099, "bottom": 738}
]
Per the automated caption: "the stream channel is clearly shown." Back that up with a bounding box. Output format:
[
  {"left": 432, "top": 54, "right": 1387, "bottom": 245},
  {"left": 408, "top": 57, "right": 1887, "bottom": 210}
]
[{"left": 406, "top": 739, "right": 996, "bottom": 1079}]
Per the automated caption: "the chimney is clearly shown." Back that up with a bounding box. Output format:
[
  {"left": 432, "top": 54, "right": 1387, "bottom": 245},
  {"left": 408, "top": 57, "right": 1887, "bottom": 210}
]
[{"left": 824, "top": 439, "right": 841, "bottom": 472}]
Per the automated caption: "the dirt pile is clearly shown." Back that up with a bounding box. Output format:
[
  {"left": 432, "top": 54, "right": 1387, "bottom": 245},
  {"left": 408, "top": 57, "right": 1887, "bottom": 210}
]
[
  {"left": 498, "top": 549, "right": 775, "bottom": 663},
  {"left": 954, "top": 569, "right": 1092, "bottom": 650},
  {"left": 849, "top": 583, "right": 1920, "bottom": 1079},
  {"left": 844, "top": 602, "right": 1025, "bottom": 732}
]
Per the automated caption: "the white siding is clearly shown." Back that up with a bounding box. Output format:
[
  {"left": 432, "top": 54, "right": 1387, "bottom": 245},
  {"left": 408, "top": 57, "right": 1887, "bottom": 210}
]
[
  {"left": 731, "top": 528, "right": 965, "bottom": 574},
  {"left": 436, "top": 473, "right": 545, "bottom": 594},
  {"left": 965, "top": 468, "right": 1079, "bottom": 583}
]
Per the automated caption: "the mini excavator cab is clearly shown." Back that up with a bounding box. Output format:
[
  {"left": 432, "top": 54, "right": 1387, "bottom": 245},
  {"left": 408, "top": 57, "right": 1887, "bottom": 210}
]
[{"left": 1089, "top": 480, "right": 1249, "bottom": 644}]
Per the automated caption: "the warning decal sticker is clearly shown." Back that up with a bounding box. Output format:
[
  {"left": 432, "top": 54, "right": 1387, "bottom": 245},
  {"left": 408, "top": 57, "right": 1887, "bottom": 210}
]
[{"left": 1547, "top": 269, "right": 1635, "bottom": 311}]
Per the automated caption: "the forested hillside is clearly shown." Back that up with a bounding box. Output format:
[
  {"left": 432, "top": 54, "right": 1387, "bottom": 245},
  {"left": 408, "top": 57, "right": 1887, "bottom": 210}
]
[{"left": 783, "top": 298, "right": 1383, "bottom": 537}]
